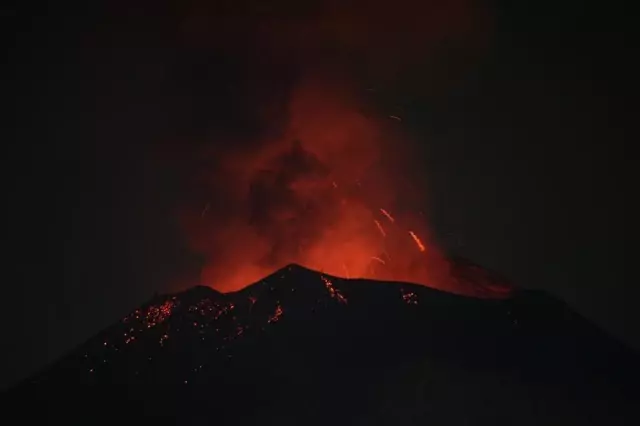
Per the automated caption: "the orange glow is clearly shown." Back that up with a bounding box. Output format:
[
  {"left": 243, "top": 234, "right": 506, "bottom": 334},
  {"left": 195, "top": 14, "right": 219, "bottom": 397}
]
[
  {"left": 177, "top": 79, "right": 467, "bottom": 295},
  {"left": 170, "top": 1, "right": 503, "bottom": 298}
]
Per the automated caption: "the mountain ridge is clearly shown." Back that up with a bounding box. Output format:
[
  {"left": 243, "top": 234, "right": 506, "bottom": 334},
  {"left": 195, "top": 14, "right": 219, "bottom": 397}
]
[{"left": 7, "top": 259, "right": 638, "bottom": 425}]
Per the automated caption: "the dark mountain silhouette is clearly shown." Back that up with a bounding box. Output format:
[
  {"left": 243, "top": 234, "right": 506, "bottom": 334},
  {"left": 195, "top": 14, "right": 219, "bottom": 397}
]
[{"left": 6, "top": 260, "right": 638, "bottom": 425}]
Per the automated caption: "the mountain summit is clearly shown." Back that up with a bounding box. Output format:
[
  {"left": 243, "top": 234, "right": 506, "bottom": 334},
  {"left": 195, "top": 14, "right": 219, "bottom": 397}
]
[{"left": 8, "top": 260, "right": 638, "bottom": 425}]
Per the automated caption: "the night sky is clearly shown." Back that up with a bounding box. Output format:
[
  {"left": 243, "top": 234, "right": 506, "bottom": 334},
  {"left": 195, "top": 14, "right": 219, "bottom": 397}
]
[{"left": 4, "top": 0, "right": 632, "bottom": 389}]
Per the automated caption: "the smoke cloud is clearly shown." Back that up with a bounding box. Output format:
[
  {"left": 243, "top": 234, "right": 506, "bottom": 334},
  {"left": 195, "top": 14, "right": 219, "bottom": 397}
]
[{"left": 174, "top": 0, "right": 492, "bottom": 292}]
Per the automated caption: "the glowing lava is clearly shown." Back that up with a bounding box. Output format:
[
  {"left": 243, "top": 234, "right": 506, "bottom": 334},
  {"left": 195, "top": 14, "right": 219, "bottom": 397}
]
[{"left": 321, "top": 276, "right": 348, "bottom": 304}]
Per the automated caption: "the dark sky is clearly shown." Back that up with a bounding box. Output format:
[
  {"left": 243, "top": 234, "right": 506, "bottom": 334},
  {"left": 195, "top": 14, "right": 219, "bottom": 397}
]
[{"left": 4, "top": 0, "right": 632, "bottom": 389}]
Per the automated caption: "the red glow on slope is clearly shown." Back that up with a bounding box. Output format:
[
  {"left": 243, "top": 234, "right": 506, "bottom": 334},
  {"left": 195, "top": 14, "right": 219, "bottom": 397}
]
[
  {"left": 123, "top": 299, "right": 177, "bottom": 329},
  {"left": 321, "top": 276, "right": 348, "bottom": 304},
  {"left": 268, "top": 304, "right": 283, "bottom": 323}
]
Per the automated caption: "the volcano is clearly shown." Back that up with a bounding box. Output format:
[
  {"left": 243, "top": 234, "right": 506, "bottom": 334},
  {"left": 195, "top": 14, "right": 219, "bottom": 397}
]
[{"left": 7, "top": 259, "right": 638, "bottom": 425}]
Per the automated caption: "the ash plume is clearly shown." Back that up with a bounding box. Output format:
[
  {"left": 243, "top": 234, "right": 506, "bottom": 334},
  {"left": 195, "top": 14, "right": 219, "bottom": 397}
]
[{"left": 174, "top": 0, "right": 491, "bottom": 292}]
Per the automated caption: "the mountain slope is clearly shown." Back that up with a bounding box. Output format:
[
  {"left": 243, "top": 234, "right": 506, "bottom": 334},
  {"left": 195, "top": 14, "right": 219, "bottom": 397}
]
[{"left": 7, "top": 261, "right": 638, "bottom": 425}]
